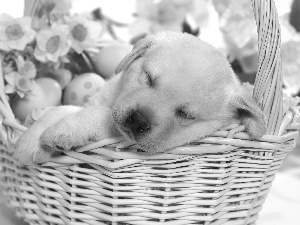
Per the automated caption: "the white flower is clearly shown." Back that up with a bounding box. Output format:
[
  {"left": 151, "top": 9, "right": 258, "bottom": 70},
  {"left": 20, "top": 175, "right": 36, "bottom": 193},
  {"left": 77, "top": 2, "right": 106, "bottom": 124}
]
[
  {"left": 4, "top": 56, "right": 37, "bottom": 98},
  {"left": 67, "top": 15, "right": 104, "bottom": 53},
  {"left": 283, "top": 93, "right": 300, "bottom": 115},
  {"left": 5, "top": 72, "right": 36, "bottom": 98},
  {"left": 34, "top": 24, "right": 71, "bottom": 62},
  {"left": 213, "top": 0, "right": 257, "bottom": 49},
  {"left": 16, "top": 55, "right": 37, "bottom": 78},
  {"left": 0, "top": 14, "right": 35, "bottom": 51}
]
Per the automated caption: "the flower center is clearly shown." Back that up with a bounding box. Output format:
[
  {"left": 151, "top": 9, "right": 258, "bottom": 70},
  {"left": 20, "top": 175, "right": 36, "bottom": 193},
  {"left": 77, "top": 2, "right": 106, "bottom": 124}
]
[
  {"left": 71, "top": 24, "right": 87, "bottom": 42},
  {"left": 16, "top": 76, "right": 32, "bottom": 92},
  {"left": 46, "top": 35, "right": 60, "bottom": 53},
  {"left": 6, "top": 24, "right": 24, "bottom": 40}
]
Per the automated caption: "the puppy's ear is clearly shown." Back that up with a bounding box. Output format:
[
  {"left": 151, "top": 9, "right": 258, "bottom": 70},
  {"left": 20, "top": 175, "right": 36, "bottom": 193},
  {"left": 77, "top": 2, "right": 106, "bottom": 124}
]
[
  {"left": 230, "top": 89, "right": 267, "bottom": 139},
  {"left": 115, "top": 35, "right": 154, "bottom": 74}
]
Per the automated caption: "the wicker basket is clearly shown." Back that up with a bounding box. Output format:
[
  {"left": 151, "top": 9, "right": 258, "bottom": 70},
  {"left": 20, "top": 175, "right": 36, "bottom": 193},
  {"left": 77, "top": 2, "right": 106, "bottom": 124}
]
[{"left": 1, "top": 0, "right": 300, "bottom": 224}]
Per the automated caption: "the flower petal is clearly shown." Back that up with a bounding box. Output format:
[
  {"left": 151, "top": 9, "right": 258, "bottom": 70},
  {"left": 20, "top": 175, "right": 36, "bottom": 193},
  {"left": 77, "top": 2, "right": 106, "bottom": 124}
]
[
  {"left": 53, "top": 24, "right": 70, "bottom": 39},
  {"left": 86, "top": 21, "right": 103, "bottom": 39},
  {"left": 4, "top": 72, "right": 18, "bottom": 84},
  {"left": 0, "top": 41, "right": 11, "bottom": 51},
  {"left": 16, "top": 91, "right": 25, "bottom": 98},
  {"left": 16, "top": 55, "right": 25, "bottom": 70},
  {"left": 4, "top": 84, "right": 16, "bottom": 94},
  {"left": 0, "top": 26, "right": 8, "bottom": 41},
  {"left": 36, "top": 29, "right": 53, "bottom": 51},
  {"left": 46, "top": 50, "right": 60, "bottom": 62},
  {"left": 8, "top": 39, "right": 28, "bottom": 51},
  {"left": 15, "top": 16, "right": 32, "bottom": 28},
  {"left": 34, "top": 46, "right": 47, "bottom": 62},
  {"left": 71, "top": 40, "right": 85, "bottom": 53},
  {"left": 59, "top": 40, "right": 71, "bottom": 56},
  {"left": 0, "top": 14, "right": 13, "bottom": 24},
  {"left": 22, "top": 61, "right": 37, "bottom": 78},
  {"left": 21, "top": 29, "right": 35, "bottom": 43}
]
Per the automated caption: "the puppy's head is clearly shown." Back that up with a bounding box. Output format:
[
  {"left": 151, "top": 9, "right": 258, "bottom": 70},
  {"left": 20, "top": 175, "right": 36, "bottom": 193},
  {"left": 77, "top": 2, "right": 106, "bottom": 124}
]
[{"left": 112, "top": 31, "right": 266, "bottom": 153}]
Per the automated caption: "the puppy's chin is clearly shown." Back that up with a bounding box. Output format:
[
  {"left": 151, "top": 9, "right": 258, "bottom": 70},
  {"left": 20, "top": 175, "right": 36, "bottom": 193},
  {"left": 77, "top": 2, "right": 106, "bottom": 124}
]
[{"left": 113, "top": 121, "right": 163, "bottom": 153}]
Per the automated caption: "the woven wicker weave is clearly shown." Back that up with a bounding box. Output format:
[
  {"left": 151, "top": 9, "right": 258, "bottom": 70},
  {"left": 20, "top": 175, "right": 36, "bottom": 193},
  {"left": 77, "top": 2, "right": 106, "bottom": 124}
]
[{"left": 1, "top": 0, "right": 300, "bottom": 224}]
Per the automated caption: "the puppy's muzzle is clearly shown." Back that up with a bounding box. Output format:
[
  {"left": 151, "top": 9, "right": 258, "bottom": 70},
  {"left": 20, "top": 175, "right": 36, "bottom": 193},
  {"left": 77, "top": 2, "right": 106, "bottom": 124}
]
[{"left": 123, "top": 109, "right": 151, "bottom": 139}]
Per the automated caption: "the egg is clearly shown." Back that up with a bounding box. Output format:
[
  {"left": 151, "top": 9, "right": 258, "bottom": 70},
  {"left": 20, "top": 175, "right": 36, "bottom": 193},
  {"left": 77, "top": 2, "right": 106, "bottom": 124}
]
[
  {"left": 11, "top": 78, "right": 62, "bottom": 122},
  {"left": 92, "top": 43, "right": 133, "bottom": 79},
  {"left": 45, "top": 68, "right": 73, "bottom": 89},
  {"left": 63, "top": 73, "right": 106, "bottom": 106}
]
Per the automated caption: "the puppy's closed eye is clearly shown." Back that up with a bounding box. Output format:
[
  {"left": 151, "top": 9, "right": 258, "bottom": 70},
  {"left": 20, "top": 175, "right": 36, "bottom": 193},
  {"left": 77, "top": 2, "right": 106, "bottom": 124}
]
[
  {"left": 175, "top": 107, "right": 196, "bottom": 120},
  {"left": 145, "top": 70, "right": 157, "bottom": 88}
]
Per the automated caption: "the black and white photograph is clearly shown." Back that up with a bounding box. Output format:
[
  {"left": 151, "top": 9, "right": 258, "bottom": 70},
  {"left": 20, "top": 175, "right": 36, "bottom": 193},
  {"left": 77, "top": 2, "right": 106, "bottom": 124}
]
[{"left": 0, "top": 0, "right": 299, "bottom": 225}]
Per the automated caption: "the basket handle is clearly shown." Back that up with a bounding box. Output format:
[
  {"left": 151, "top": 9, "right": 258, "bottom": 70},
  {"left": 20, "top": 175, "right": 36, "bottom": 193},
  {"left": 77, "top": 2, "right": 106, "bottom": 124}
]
[{"left": 251, "top": 0, "right": 283, "bottom": 136}]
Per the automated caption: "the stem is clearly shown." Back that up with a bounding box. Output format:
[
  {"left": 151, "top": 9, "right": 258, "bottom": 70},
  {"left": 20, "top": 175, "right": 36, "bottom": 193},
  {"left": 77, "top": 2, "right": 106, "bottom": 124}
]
[{"left": 82, "top": 51, "right": 95, "bottom": 72}]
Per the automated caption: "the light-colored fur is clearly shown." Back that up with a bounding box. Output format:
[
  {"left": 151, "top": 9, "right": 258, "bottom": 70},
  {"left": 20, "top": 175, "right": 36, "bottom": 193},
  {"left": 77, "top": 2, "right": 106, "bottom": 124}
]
[{"left": 14, "top": 31, "right": 266, "bottom": 166}]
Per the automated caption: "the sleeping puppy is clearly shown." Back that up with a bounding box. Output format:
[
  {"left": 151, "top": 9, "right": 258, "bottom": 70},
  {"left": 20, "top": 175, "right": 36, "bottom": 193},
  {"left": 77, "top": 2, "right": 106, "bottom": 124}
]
[{"left": 14, "top": 31, "right": 266, "bottom": 165}]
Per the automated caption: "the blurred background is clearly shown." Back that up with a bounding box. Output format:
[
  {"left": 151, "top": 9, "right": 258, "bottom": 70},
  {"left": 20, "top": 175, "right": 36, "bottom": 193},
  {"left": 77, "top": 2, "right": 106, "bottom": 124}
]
[{"left": 0, "top": 0, "right": 300, "bottom": 224}]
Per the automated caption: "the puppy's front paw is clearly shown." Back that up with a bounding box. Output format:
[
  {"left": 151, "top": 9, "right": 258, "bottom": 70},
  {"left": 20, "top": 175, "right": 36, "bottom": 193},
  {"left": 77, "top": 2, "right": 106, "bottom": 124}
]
[
  {"left": 40, "top": 106, "right": 119, "bottom": 152},
  {"left": 14, "top": 134, "right": 55, "bottom": 166},
  {"left": 40, "top": 123, "right": 87, "bottom": 152},
  {"left": 13, "top": 106, "right": 82, "bottom": 166}
]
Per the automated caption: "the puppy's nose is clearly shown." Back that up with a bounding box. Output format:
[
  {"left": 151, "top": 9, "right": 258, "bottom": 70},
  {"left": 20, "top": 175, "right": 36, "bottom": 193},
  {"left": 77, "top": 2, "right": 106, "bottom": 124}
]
[{"left": 124, "top": 110, "right": 151, "bottom": 137}]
